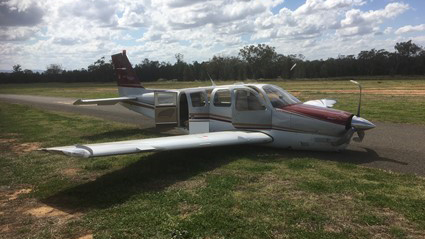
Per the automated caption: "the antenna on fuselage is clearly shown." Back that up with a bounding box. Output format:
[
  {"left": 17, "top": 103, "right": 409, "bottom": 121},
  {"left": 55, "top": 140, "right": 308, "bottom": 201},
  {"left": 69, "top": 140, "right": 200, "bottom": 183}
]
[{"left": 206, "top": 72, "right": 216, "bottom": 86}]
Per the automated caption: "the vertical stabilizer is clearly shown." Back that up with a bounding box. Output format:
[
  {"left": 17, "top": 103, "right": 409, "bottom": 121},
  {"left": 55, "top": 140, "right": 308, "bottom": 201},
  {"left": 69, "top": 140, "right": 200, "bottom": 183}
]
[{"left": 111, "top": 50, "right": 145, "bottom": 96}]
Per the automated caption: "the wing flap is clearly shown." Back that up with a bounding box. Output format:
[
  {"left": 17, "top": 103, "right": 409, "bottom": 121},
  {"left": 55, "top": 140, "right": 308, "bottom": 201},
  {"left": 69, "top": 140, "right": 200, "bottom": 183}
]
[
  {"left": 40, "top": 131, "right": 272, "bottom": 158},
  {"left": 73, "top": 96, "right": 137, "bottom": 105},
  {"left": 303, "top": 99, "right": 337, "bottom": 108}
]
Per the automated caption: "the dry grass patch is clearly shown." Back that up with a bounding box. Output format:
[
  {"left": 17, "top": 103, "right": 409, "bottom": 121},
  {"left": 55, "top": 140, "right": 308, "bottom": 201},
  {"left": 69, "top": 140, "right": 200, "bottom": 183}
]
[
  {"left": 0, "top": 185, "right": 84, "bottom": 238},
  {"left": 24, "top": 205, "right": 75, "bottom": 219},
  {"left": 178, "top": 202, "right": 201, "bottom": 219},
  {"left": 0, "top": 137, "right": 41, "bottom": 155},
  {"left": 61, "top": 168, "right": 81, "bottom": 178},
  {"left": 6, "top": 188, "right": 32, "bottom": 201},
  {"left": 77, "top": 234, "right": 93, "bottom": 239},
  {"left": 2, "top": 200, "right": 84, "bottom": 238},
  {"left": 167, "top": 177, "right": 206, "bottom": 192}
]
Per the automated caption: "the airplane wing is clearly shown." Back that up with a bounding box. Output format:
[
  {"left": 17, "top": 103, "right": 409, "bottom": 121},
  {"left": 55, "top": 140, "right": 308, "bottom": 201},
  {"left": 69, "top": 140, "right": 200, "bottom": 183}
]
[
  {"left": 40, "top": 131, "right": 272, "bottom": 158},
  {"left": 73, "top": 96, "right": 137, "bottom": 105},
  {"left": 303, "top": 99, "right": 337, "bottom": 108}
]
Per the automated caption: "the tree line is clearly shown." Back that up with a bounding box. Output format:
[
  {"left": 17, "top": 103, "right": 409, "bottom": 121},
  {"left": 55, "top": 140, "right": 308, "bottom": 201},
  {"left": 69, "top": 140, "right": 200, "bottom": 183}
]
[{"left": 1, "top": 40, "right": 424, "bottom": 84}]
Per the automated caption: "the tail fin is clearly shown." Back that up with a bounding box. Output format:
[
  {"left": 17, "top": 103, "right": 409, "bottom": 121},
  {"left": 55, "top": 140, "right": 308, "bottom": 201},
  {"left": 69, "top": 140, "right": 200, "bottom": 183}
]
[{"left": 111, "top": 50, "right": 145, "bottom": 96}]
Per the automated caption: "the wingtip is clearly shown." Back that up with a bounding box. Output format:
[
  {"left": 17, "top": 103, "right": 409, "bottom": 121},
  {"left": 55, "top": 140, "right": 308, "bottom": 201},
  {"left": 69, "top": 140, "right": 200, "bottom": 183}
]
[
  {"left": 38, "top": 147, "right": 91, "bottom": 158},
  {"left": 73, "top": 99, "right": 83, "bottom": 105}
]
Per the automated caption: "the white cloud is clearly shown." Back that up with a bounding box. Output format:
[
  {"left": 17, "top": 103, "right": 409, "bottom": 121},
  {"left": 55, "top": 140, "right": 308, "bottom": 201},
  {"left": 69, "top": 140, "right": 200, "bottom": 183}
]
[
  {"left": 395, "top": 24, "right": 425, "bottom": 35},
  {"left": 384, "top": 27, "right": 393, "bottom": 34},
  {"left": 0, "top": 0, "right": 417, "bottom": 70},
  {"left": 337, "top": 2, "right": 409, "bottom": 37},
  {"left": 294, "top": 0, "right": 365, "bottom": 15}
]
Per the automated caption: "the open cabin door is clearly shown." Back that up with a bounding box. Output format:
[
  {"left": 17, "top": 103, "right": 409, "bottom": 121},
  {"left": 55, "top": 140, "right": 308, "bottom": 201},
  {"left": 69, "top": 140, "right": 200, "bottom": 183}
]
[
  {"left": 154, "top": 91, "right": 178, "bottom": 127},
  {"left": 232, "top": 88, "right": 272, "bottom": 130},
  {"left": 187, "top": 90, "right": 210, "bottom": 134}
]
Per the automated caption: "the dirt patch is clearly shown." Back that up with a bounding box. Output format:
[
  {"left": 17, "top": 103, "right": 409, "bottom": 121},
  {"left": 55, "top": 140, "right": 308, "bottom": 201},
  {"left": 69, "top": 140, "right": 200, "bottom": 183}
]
[
  {"left": 0, "top": 138, "right": 41, "bottom": 155},
  {"left": 0, "top": 138, "right": 17, "bottom": 143},
  {"left": 6, "top": 188, "right": 32, "bottom": 201},
  {"left": 62, "top": 168, "right": 80, "bottom": 177},
  {"left": 0, "top": 187, "right": 32, "bottom": 202},
  {"left": 25, "top": 205, "right": 72, "bottom": 218},
  {"left": 77, "top": 234, "right": 93, "bottom": 239},
  {"left": 11, "top": 142, "right": 41, "bottom": 153},
  {"left": 0, "top": 186, "right": 84, "bottom": 238}
]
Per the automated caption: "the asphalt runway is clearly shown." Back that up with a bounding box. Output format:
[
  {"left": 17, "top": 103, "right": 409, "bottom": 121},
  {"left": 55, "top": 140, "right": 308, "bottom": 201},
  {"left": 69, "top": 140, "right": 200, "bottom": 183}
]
[{"left": 1, "top": 94, "right": 424, "bottom": 176}]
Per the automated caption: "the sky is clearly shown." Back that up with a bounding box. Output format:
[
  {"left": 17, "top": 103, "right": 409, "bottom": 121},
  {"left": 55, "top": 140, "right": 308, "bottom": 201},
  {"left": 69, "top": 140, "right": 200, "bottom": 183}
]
[{"left": 1, "top": 0, "right": 424, "bottom": 71}]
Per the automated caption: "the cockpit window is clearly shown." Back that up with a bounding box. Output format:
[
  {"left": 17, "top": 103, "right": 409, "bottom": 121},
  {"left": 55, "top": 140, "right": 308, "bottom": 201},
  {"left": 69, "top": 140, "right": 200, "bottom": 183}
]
[{"left": 262, "top": 85, "right": 301, "bottom": 108}]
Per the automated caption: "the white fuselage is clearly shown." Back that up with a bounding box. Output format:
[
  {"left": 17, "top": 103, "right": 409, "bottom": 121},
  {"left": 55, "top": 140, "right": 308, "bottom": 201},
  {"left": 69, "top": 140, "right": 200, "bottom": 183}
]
[{"left": 117, "top": 83, "right": 357, "bottom": 151}]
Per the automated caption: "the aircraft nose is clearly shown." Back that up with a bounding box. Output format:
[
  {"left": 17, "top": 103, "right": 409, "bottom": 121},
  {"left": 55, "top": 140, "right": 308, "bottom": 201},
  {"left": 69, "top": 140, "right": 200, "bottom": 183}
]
[{"left": 351, "top": 116, "right": 375, "bottom": 130}]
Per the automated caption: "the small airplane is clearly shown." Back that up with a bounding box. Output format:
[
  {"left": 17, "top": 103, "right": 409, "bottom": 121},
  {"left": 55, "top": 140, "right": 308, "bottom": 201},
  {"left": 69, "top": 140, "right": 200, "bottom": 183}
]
[{"left": 41, "top": 50, "right": 375, "bottom": 158}]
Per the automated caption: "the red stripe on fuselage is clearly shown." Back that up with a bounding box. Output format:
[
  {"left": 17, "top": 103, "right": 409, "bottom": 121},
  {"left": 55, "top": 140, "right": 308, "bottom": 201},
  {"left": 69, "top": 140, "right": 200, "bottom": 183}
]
[{"left": 278, "top": 104, "right": 353, "bottom": 125}]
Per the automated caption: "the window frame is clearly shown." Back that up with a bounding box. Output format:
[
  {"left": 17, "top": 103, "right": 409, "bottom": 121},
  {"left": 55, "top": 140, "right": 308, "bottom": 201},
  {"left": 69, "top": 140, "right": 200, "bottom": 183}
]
[
  {"left": 213, "top": 89, "right": 232, "bottom": 107},
  {"left": 190, "top": 92, "right": 207, "bottom": 107},
  {"left": 234, "top": 88, "right": 266, "bottom": 111}
]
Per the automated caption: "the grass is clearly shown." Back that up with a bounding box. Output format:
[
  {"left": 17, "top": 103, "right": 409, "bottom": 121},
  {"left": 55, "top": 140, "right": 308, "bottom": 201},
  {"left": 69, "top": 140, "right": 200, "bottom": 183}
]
[
  {"left": 1, "top": 102, "right": 425, "bottom": 238},
  {"left": 1, "top": 78, "right": 425, "bottom": 124}
]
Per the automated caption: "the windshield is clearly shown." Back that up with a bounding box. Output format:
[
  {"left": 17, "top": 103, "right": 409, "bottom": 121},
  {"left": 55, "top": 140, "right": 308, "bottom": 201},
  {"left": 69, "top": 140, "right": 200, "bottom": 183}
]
[{"left": 262, "top": 85, "right": 301, "bottom": 108}]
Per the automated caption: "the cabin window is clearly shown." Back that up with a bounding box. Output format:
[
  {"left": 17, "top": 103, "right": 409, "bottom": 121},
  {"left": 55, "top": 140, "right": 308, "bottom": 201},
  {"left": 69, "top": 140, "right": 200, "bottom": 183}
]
[
  {"left": 190, "top": 92, "right": 206, "bottom": 107},
  {"left": 235, "top": 89, "right": 265, "bottom": 111},
  {"left": 156, "top": 92, "right": 177, "bottom": 106},
  {"left": 213, "top": 90, "right": 231, "bottom": 107}
]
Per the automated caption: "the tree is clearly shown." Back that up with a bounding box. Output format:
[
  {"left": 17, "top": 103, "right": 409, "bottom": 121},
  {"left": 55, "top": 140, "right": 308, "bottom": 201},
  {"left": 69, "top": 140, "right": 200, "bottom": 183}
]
[
  {"left": 239, "top": 44, "right": 278, "bottom": 79},
  {"left": 87, "top": 56, "right": 114, "bottom": 82},
  {"left": 45, "top": 64, "right": 63, "bottom": 74},
  {"left": 12, "top": 64, "right": 22, "bottom": 73},
  {"left": 175, "top": 53, "right": 184, "bottom": 63},
  {"left": 174, "top": 53, "right": 186, "bottom": 81},
  {"left": 395, "top": 40, "right": 422, "bottom": 57}
]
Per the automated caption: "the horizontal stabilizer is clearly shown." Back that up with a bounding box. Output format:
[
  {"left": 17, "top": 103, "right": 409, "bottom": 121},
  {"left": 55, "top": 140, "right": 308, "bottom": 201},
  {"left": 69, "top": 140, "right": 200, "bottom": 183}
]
[
  {"left": 304, "top": 99, "right": 337, "bottom": 108},
  {"left": 73, "top": 96, "right": 137, "bottom": 105},
  {"left": 40, "top": 131, "right": 273, "bottom": 158}
]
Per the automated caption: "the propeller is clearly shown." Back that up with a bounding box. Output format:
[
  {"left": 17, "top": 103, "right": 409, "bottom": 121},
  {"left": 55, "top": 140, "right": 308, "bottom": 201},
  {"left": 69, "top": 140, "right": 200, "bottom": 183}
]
[{"left": 349, "top": 80, "right": 369, "bottom": 142}]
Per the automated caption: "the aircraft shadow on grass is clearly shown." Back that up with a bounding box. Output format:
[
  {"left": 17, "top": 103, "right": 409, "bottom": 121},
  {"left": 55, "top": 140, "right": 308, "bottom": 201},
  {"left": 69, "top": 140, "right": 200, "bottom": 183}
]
[{"left": 42, "top": 130, "right": 404, "bottom": 214}]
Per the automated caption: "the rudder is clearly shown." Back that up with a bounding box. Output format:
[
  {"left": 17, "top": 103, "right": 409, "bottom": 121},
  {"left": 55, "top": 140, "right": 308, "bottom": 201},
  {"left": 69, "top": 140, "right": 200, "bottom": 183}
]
[{"left": 111, "top": 50, "right": 145, "bottom": 96}]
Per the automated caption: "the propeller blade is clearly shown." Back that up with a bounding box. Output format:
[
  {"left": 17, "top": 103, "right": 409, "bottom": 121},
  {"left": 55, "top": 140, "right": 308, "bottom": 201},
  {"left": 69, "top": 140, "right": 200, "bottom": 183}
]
[
  {"left": 353, "top": 130, "right": 365, "bottom": 142},
  {"left": 350, "top": 80, "right": 362, "bottom": 117},
  {"left": 290, "top": 63, "right": 297, "bottom": 71}
]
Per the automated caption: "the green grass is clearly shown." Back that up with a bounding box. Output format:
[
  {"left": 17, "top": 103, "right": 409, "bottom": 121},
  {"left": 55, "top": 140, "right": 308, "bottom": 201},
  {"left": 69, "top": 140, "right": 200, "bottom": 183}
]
[
  {"left": 1, "top": 102, "right": 425, "bottom": 238},
  {"left": 1, "top": 78, "right": 425, "bottom": 124}
]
